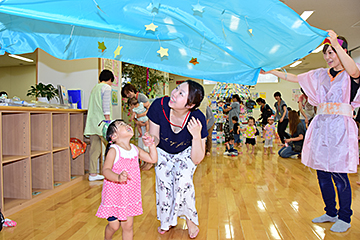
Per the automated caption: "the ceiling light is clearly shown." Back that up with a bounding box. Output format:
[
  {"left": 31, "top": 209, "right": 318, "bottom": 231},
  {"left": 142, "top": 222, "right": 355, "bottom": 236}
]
[
  {"left": 300, "top": 11, "right": 314, "bottom": 21},
  {"left": 312, "top": 45, "right": 324, "bottom": 53},
  {"left": 290, "top": 60, "right": 302, "bottom": 67},
  {"left": 229, "top": 15, "right": 240, "bottom": 31},
  {"left": 8, "top": 54, "right": 34, "bottom": 63}
]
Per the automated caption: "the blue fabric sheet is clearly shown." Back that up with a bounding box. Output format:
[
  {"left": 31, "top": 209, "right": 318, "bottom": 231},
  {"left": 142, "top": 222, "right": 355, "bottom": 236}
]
[{"left": 0, "top": 0, "right": 327, "bottom": 84}]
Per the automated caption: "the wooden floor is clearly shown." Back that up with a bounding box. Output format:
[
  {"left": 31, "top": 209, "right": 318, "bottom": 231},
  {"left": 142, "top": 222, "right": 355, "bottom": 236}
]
[{"left": 2, "top": 141, "right": 360, "bottom": 239}]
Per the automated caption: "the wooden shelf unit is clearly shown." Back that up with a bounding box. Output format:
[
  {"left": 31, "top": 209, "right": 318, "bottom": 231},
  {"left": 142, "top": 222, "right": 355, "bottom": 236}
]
[
  {"left": 0, "top": 107, "right": 87, "bottom": 216},
  {"left": 70, "top": 113, "right": 86, "bottom": 175}
]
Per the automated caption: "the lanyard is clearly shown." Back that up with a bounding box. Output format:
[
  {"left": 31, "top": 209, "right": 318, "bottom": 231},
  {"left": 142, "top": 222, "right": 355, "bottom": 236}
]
[{"left": 161, "top": 97, "right": 190, "bottom": 129}]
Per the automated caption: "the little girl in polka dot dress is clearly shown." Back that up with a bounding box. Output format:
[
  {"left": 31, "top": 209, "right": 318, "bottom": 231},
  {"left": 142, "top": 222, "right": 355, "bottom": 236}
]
[{"left": 96, "top": 119, "right": 157, "bottom": 240}]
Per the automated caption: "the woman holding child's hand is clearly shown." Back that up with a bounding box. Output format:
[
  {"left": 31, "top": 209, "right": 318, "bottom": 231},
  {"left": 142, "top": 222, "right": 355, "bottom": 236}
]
[{"left": 146, "top": 80, "right": 208, "bottom": 238}]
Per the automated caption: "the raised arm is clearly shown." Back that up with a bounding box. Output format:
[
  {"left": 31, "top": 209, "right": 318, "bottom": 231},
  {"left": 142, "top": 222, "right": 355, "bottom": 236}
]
[
  {"left": 327, "top": 30, "right": 360, "bottom": 79},
  {"left": 261, "top": 69, "right": 299, "bottom": 83}
]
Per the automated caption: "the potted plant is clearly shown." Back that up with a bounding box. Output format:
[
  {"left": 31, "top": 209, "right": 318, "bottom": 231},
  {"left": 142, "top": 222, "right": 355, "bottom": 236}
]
[{"left": 27, "top": 83, "right": 59, "bottom": 102}]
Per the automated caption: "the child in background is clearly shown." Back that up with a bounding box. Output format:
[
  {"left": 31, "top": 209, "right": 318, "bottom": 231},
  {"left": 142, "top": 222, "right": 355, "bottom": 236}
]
[
  {"left": 263, "top": 115, "right": 276, "bottom": 154},
  {"left": 223, "top": 97, "right": 231, "bottom": 115},
  {"left": 239, "top": 100, "right": 246, "bottom": 122},
  {"left": 232, "top": 116, "right": 241, "bottom": 147},
  {"left": 243, "top": 117, "right": 257, "bottom": 154},
  {"left": 96, "top": 119, "right": 157, "bottom": 240},
  {"left": 224, "top": 135, "right": 239, "bottom": 156},
  {"left": 128, "top": 97, "right": 149, "bottom": 137}
]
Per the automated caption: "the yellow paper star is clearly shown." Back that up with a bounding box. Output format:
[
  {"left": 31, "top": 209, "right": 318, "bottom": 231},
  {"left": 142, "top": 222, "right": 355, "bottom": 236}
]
[
  {"left": 98, "top": 41, "right": 106, "bottom": 52},
  {"left": 157, "top": 47, "right": 169, "bottom": 57},
  {"left": 189, "top": 57, "right": 199, "bottom": 65},
  {"left": 114, "top": 45, "right": 123, "bottom": 58},
  {"left": 145, "top": 23, "right": 158, "bottom": 31},
  {"left": 248, "top": 29, "right": 253, "bottom": 35}
]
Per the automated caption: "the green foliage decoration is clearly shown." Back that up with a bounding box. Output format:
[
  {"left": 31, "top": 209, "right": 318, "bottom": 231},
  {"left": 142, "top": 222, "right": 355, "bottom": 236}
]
[
  {"left": 122, "top": 62, "right": 168, "bottom": 98},
  {"left": 27, "top": 83, "right": 59, "bottom": 101}
]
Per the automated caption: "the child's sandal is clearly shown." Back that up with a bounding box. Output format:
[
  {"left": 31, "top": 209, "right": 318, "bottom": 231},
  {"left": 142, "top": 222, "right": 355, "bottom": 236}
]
[{"left": 157, "top": 227, "right": 167, "bottom": 235}]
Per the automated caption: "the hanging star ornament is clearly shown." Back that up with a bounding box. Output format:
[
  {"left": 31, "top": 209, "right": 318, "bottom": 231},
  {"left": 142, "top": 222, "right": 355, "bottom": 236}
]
[
  {"left": 157, "top": 47, "right": 169, "bottom": 57},
  {"left": 248, "top": 28, "right": 253, "bottom": 35},
  {"left": 189, "top": 57, "right": 199, "bottom": 65},
  {"left": 114, "top": 45, "right": 123, "bottom": 58},
  {"left": 98, "top": 41, "right": 106, "bottom": 52},
  {"left": 151, "top": 0, "right": 160, "bottom": 9},
  {"left": 192, "top": 3, "right": 205, "bottom": 13},
  {"left": 93, "top": 0, "right": 106, "bottom": 14},
  {"left": 145, "top": 23, "right": 158, "bottom": 31}
]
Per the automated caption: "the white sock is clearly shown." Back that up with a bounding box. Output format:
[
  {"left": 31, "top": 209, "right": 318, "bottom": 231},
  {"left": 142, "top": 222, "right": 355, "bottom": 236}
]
[
  {"left": 312, "top": 214, "right": 338, "bottom": 223},
  {"left": 330, "top": 220, "right": 351, "bottom": 232}
]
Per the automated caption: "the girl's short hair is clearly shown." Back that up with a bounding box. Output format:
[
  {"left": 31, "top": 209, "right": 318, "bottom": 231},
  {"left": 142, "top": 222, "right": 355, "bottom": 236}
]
[
  {"left": 185, "top": 80, "right": 204, "bottom": 111},
  {"left": 128, "top": 97, "right": 138, "bottom": 106},
  {"left": 248, "top": 116, "right": 255, "bottom": 123}
]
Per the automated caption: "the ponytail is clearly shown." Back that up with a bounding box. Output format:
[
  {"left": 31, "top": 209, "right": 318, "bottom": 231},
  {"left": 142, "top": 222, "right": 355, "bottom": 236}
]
[{"left": 105, "top": 142, "right": 112, "bottom": 157}]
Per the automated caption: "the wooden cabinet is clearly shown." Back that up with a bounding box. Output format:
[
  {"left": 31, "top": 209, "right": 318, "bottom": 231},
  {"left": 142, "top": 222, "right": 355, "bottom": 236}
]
[{"left": 0, "top": 107, "right": 87, "bottom": 216}]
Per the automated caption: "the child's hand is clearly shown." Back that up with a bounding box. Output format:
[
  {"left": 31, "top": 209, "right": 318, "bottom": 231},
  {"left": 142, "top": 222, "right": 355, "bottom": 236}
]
[
  {"left": 118, "top": 171, "right": 128, "bottom": 183},
  {"left": 142, "top": 132, "right": 155, "bottom": 146}
]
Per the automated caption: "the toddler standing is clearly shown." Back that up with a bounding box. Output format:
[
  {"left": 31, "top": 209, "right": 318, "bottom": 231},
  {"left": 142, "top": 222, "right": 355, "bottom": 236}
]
[
  {"left": 263, "top": 115, "right": 276, "bottom": 154},
  {"left": 96, "top": 119, "right": 157, "bottom": 240},
  {"left": 243, "top": 117, "right": 257, "bottom": 154},
  {"left": 231, "top": 116, "right": 242, "bottom": 147}
]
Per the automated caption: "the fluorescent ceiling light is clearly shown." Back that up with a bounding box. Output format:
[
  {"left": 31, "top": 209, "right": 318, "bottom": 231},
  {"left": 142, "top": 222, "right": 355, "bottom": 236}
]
[
  {"left": 8, "top": 54, "right": 34, "bottom": 63},
  {"left": 290, "top": 60, "right": 302, "bottom": 68},
  {"left": 178, "top": 48, "right": 187, "bottom": 56},
  {"left": 229, "top": 15, "right": 240, "bottom": 31},
  {"left": 300, "top": 11, "right": 314, "bottom": 21},
  {"left": 269, "top": 45, "right": 280, "bottom": 54},
  {"left": 312, "top": 45, "right": 324, "bottom": 53}
]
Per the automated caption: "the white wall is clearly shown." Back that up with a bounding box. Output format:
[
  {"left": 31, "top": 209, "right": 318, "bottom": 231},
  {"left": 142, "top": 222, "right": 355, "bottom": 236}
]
[
  {"left": 0, "top": 65, "right": 36, "bottom": 100},
  {"left": 251, "top": 80, "right": 301, "bottom": 119},
  {"left": 37, "top": 50, "right": 122, "bottom": 118}
]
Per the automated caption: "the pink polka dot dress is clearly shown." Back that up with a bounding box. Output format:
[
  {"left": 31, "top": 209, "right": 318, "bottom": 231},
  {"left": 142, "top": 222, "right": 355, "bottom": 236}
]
[{"left": 96, "top": 144, "right": 143, "bottom": 220}]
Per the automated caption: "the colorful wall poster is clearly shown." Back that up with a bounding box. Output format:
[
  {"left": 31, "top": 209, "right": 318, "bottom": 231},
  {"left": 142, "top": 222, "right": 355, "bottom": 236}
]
[
  {"left": 111, "top": 89, "right": 118, "bottom": 105},
  {"left": 100, "top": 58, "right": 120, "bottom": 87}
]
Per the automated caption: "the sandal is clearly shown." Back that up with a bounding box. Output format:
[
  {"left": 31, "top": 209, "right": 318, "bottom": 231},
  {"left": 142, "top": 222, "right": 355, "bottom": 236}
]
[
  {"left": 3, "top": 219, "right": 17, "bottom": 227},
  {"left": 157, "top": 227, "right": 167, "bottom": 235}
]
